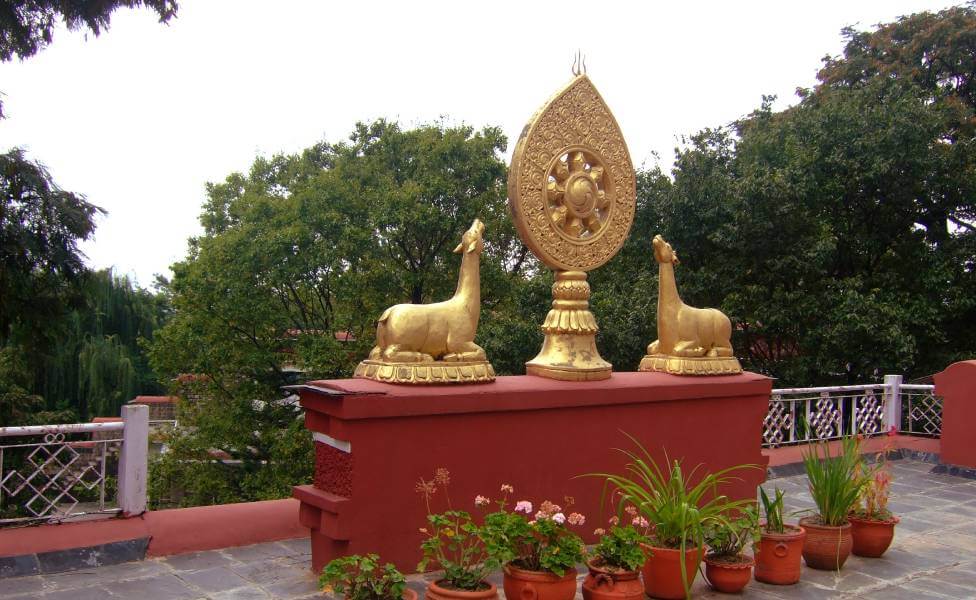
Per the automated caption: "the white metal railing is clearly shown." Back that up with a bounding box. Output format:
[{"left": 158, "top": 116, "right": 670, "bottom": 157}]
[
  {"left": 763, "top": 375, "right": 942, "bottom": 448},
  {"left": 0, "top": 404, "right": 148, "bottom": 524}
]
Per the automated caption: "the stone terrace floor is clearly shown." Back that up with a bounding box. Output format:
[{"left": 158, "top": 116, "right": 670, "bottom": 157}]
[{"left": 3, "top": 458, "right": 976, "bottom": 599}]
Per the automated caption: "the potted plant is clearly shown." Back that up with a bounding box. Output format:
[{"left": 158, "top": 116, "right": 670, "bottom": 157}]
[
  {"left": 582, "top": 525, "right": 647, "bottom": 600},
  {"left": 702, "top": 506, "right": 759, "bottom": 593},
  {"left": 480, "top": 490, "right": 586, "bottom": 600},
  {"left": 753, "top": 487, "right": 806, "bottom": 585},
  {"left": 319, "top": 554, "right": 416, "bottom": 600},
  {"left": 589, "top": 435, "right": 758, "bottom": 600},
  {"left": 800, "top": 435, "right": 873, "bottom": 570},
  {"left": 849, "top": 430, "right": 899, "bottom": 558},
  {"left": 415, "top": 468, "right": 499, "bottom": 600}
]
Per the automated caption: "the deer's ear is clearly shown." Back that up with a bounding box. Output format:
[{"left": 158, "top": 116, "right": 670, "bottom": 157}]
[
  {"left": 466, "top": 241, "right": 478, "bottom": 253},
  {"left": 453, "top": 242, "right": 464, "bottom": 254}
]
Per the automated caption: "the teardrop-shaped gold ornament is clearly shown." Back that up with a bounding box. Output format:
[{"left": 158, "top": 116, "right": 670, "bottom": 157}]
[
  {"left": 508, "top": 75, "right": 636, "bottom": 381},
  {"left": 508, "top": 75, "right": 636, "bottom": 272}
]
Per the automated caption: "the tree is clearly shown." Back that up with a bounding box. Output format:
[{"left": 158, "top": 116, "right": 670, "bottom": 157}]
[
  {"left": 149, "top": 120, "right": 537, "bottom": 505},
  {"left": 816, "top": 4, "right": 976, "bottom": 244},
  {"left": 33, "top": 269, "right": 169, "bottom": 420},
  {"left": 0, "top": 148, "right": 102, "bottom": 352}
]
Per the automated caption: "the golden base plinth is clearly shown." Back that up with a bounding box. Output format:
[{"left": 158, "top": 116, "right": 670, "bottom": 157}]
[
  {"left": 526, "top": 271, "right": 612, "bottom": 382},
  {"left": 355, "top": 360, "right": 495, "bottom": 385},
  {"left": 638, "top": 354, "right": 743, "bottom": 376}
]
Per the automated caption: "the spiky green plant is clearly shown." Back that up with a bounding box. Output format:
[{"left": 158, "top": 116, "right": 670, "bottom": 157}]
[
  {"left": 585, "top": 433, "right": 759, "bottom": 599},
  {"left": 802, "top": 436, "right": 874, "bottom": 526},
  {"left": 759, "top": 487, "right": 786, "bottom": 533}
]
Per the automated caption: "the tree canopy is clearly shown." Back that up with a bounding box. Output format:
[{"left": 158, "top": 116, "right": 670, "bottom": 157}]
[{"left": 0, "top": 148, "right": 102, "bottom": 351}]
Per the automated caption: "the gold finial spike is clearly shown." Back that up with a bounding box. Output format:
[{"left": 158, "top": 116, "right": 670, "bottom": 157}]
[{"left": 571, "top": 50, "right": 587, "bottom": 76}]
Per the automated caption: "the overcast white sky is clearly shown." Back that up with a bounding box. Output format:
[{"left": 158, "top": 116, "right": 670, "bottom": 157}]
[{"left": 0, "top": 1, "right": 962, "bottom": 286}]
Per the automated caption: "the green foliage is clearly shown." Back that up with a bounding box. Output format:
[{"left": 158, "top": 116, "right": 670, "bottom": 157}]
[
  {"left": 590, "top": 526, "right": 647, "bottom": 572},
  {"left": 0, "top": 148, "right": 102, "bottom": 352},
  {"left": 319, "top": 554, "right": 406, "bottom": 600},
  {"left": 703, "top": 506, "right": 759, "bottom": 559},
  {"left": 587, "top": 434, "right": 758, "bottom": 598},
  {"left": 758, "top": 487, "right": 786, "bottom": 534},
  {"left": 802, "top": 436, "right": 874, "bottom": 526},
  {"left": 480, "top": 499, "right": 585, "bottom": 577},
  {"left": 32, "top": 269, "right": 168, "bottom": 421}
]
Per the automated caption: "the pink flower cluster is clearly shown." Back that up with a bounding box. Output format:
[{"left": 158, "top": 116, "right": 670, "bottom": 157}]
[
  {"left": 514, "top": 500, "right": 533, "bottom": 514},
  {"left": 475, "top": 495, "right": 490, "bottom": 507}
]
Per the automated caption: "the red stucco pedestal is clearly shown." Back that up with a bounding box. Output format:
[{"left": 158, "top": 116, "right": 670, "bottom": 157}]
[
  {"left": 935, "top": 360, "right": 976, "bottom": 468},
  {"left": 293, "top": 371, "right": 771, "bottom": 573}
]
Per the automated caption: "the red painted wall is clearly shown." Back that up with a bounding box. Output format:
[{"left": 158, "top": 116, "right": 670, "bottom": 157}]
[
  {"left": 935, "top": 360, "right": 976, "bottom": 468},
  {"left": 294, "top": 372, "right": 771, "bottom": 573}
]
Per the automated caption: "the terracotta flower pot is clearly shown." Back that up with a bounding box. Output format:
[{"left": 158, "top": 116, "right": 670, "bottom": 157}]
[
  {"left": 640, "top": 543, "right": 703, "bottom": 600},
  {"left": 799, "top": 516, "right": 852, "bottom": 571},
  {"left": 425, "top": 579, "right": 499, "bottom": 600},
  {"left": 404, "top": 590, "right": 419, "bottom": 600},
  {"left": 753, "top": 524, "right": 806, "bottom": 585},
  {"left": 503, "top": 563, "right": 578, "bottom": 600},
  {"left": 849, "top": 515, "right": 899, "bottom": 558},
  {"left": 703, "top": 554, "right": 754, "bottom": 594},
  {"left": 581, "top": 560, "right": 644, "bottom": 600}
]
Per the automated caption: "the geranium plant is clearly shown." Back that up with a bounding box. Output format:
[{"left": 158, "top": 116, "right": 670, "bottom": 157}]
[
  {"left": 480, "top": 492, "right": 586, "bottom": 576},
  {"left": 319, "top": 554, "right": 406, "bottom": 600},
  {"left": 415, "top": 468, "right": 498, "bottom": 590},
  {"left": 589, "top": 524, "right": 648, "bottom": 572},
  {"left": 703, "top": 506, "right": 760, "bottom": 563},
  {"left": 852, "top": 428, "right": 895, "bottom": 522}
]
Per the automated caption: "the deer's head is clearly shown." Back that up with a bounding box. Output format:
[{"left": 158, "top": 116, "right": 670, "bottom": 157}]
[
  {"left": 652, "top": 234, "right": 679, "bottom": 265},
  {"left": 454, "top": 219, "right": 485, "bottom": 255}
]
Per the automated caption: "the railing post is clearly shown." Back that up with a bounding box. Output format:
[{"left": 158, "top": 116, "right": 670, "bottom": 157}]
[
  {"left": 883, "top": 374, "right": 903, "bottom": 433},
  {"left": 119, "top": 404, "right": 149, "bottom": 516}
]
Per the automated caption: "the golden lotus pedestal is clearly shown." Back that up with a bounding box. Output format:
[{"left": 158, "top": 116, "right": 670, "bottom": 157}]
[
  {"left": 354, "top": 360, "right": 495, "bottom": 384},
  {"left": 525, "top": 271, "right": 612, "bottom": 382},
  {"left": 638, "top": 354, "right": 743, "bottom": 376}
]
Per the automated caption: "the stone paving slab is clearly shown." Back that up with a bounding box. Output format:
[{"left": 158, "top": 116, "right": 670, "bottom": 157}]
[{"left": 3, "top": 458, "right": 976, "bottom": 599}]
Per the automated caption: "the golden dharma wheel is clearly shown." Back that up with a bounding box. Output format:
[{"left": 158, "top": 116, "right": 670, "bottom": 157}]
[{"left": 508, "top": 75, "right": 636, "bottom": 272}]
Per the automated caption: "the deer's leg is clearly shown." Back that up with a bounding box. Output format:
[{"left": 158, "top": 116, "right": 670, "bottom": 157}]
[
  {"left": 382, "top": 344, "right": 433, "bottom": 363},
  {"left": 647, "top": 339, "right": 660, "bottom": 354},
  {"left": 673, "top": 340, "right": 706, "bottom": 357},
  {"left": 444, "top": 341, "right": 487, "bottom": 362},
  {"left": 368, "top": 346, "right": 382, "bottom": 360},
  {"left": 707, "top": 345, "right": 734, "bottom": 357}
]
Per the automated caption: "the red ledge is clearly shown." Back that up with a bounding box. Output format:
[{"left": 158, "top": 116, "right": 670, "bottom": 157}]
[
  {"left": 292, "top": 484, "right": 349, "bottom": 514},
  {"left": 301, "top": 371, "right": 770, "bottom": 420},
  {"left": 763, "top": 434, "right": 940, "bottom": 467},
  {"left": 0, "top": 499, "right": 305, "bottom": 559}
]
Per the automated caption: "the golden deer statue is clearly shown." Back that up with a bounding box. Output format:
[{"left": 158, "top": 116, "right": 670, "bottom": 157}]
[
  {"left": 355, "top": 219, "right": 495, "bottom": 384},
  {"left": 639, "top": 234, "right": 742, "bottom": 375}
]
